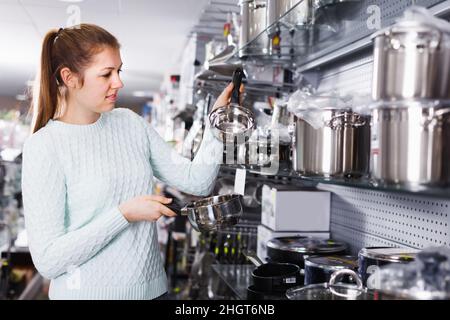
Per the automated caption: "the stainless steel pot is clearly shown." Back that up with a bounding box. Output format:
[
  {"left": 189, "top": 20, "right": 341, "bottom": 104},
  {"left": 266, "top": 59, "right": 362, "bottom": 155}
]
[
  {"left": 358, "top": 247, "right": 419, "bottom": 288},
  {"left": 267, "top": 0, "right": 303, "bottom": 26},
  {"left": 293, "top": 109, "right": 370, "bottom": 178},
  {"left": 304, "top": 255, "right": 359, "bottom": 285},
  {"left": 239, "top": 0, "right": 252, "bottom": 57},
  {"left": 249, "top": 0, "right": 267, "bottom": 40},
  {"left": 266, "top": 237, "right": 348, "bottom": 268},
  {"left": 372, "top": 19, "right": 450, "bottom": 100},
  {"left": 341, "top": 112, "right": 371, "bottom": 177},
  {"left": 231, "top": 131, "right": 291, "bottom": 175},
  {"left": 267, "top": 0, "right": 315, "bottom": 28},
  {"left": 167, "top": 194, "right": 243, "bottom": 233},
  {"left": 239, "top": 0, "right": 269, "bottom": 56},
  {"left": 209, "top": 68, "right": 256, "bottom": 144},
  {"left": 370, "top": 102, "right": 450, "bottom": 186}
]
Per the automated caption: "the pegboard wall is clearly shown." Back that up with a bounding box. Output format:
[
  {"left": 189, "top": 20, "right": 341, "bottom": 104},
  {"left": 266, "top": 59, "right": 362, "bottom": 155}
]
[
  {"left": 295, "top": 0, "right": 445, "bottom": 66},
  {"left": 318, "top": 184, "right": 450, "bottom": 255},
  {"left": 316, "top": 51, "right": 373, "bottom": 97},
  {"left": 306, "top": 0, "right": 450, "bottom": 255}
]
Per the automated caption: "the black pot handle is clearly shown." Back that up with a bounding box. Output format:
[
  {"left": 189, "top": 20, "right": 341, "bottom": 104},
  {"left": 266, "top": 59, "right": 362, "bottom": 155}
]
[
  {"left": 165, "top": 201, "right": 184, "bottom": 216},
  {"left": 231, "top": 67, "right": 244, "bottom": 105}
]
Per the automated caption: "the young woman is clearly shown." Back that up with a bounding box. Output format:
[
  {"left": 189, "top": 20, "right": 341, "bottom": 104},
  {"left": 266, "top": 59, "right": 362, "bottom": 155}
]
[{"left": 21, "top": 24, "right": 237, "bottom": 300}]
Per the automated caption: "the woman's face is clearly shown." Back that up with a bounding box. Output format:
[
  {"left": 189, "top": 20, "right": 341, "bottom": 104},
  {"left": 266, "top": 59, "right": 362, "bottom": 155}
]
[{"left": 71, "top": 46, "right": 124, "bottom": 114}]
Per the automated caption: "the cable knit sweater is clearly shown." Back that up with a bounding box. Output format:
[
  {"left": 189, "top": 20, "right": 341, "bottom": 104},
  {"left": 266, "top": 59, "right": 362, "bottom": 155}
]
[{"left": 21, "top": 108, "right": 223, "bottom": 300}]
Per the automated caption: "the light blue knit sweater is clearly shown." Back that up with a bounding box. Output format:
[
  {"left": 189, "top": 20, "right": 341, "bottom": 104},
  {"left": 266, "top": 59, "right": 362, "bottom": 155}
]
[{"left": 21, "top": 108, "right": 223, "bottom": 300}]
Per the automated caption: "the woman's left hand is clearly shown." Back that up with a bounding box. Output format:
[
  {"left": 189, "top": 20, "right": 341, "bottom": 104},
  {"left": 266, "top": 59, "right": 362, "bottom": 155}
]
[{"left": 211, "top": 82, "right": 245, "bottom": 112}]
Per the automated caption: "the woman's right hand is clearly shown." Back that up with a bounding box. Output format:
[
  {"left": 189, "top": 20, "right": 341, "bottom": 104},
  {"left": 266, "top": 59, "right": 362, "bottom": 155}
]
[{"left": 119, "top": 195, "right": 177, "bottom": 223}]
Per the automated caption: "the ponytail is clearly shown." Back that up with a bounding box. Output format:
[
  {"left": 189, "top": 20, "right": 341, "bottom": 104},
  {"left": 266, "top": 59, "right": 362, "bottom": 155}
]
[{"left": 31, "top": 30, "right": 59, "bottom": 133}]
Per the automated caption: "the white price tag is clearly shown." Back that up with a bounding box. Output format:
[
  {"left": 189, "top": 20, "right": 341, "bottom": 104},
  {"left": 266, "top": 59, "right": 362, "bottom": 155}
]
[{"left": 234, "top": 169, "right": 247, "bottom": 196}]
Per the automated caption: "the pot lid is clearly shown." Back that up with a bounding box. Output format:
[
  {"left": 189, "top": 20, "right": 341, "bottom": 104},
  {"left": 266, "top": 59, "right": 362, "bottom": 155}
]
[
  {"left": 285, "top": 283, "right": 376, "bottom": 300},
  {"left": 358, "top": 247, "right": 419, "bottom": 263},
  {"left": 305, "top": 255, "right": 358, "bottom": 271},
  {"left": 267, "top": 237, "right": 348, "bottom": 254},
  {"left": 374, "top": 20, "right": 442, "bottom": 38}
]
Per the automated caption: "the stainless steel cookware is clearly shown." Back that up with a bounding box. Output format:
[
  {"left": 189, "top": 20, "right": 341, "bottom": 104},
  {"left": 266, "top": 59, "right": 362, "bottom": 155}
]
[
  {"left": 292, "top": 108, "right": 370, "bottom": 178},
  {"left": 267, "top": 0, "right": 315, "bottom": 28},
  {"left": 266, "top": 236, "right": 348, "bottom": 268},
  {"left": 372, "top": 16, "right": 450, "bottom": 100},
  {"left": 358, "top": 246, "right": 419, "bottom": 288},
  {"left": 209, "top": 68, "right": 255, "bottom": 145},
  {"left": 304, "top": 255, "right": 359, "bottom": 285},
  {"left": 166, "top": 194, "right": 243, "bottom": 233},
  {"left": 285, "top": 269, "right": 376, "bottom": 300},
  {"left": 233, "top": 130, "right": 291, "bottom": 175},
  {"left": 370, "top": 101, "right": 450, "bottom": 186},
  {"left": 238, "top": 0, "right": 252, "bottom": 57}
]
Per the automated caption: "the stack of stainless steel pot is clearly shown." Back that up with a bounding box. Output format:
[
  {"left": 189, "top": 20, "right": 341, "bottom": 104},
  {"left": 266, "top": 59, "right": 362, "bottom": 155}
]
[
  {"left": 370, "top": 7, "right": 450, "bottom": 186},
  {"left": 292, "top": 104, "right": 370, "bottom": 178}
]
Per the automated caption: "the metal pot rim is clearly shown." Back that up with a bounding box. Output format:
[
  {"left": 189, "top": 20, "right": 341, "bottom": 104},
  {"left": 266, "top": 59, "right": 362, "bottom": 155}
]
[
  {"left": 371, "top": 20, "right": 448, "bottom": 40},
  {"left": 358, "top": 247, "right": 419, "bottom": 263},
  {"left": 369, "top": 99, "right": 450, "bottom": 110},
  {"left": 305, "top": 255, "right": 358, "bottom": 270},
  {"left": 267, "top": 238, "right": 348, "bottom": 254},
  {"left": 285, "top": 282, "right": 368, "bottom": 300},
  {"left": 183, "top": 193, "right": 243, "bottom": 211},
  {"left": 251, "top": 262, "right": 300, "bottom": 279},
  {"left": 209, "top": 104, "right": 256, "bottom": 137}
]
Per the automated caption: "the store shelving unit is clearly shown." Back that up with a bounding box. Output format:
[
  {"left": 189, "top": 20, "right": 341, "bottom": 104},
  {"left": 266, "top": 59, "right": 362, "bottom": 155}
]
[{"left": 215, "top": 0, "right": 450, "bottom": 255}]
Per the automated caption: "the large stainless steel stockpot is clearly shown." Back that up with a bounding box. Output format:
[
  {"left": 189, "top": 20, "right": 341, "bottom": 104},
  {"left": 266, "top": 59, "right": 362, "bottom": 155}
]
[
  {"left": 370, "top": 101, "right": 450, "bottom": 186},
  {"left": 292, "top": 109, "right": 370, "bottom": 178},
  {"left": 239, "top": 0, "right": 268, "bottom": 56},
  {"left": 372, "top": 19, "right": 450, "bottom": 100},
  {"left": 267, "top": 0, "right": 314, "bottom": 27}
]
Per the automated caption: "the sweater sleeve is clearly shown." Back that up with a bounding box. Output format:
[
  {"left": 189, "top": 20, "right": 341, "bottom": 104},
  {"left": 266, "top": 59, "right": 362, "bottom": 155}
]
[
  {"left": 21, "top": 136, "right": 130, "bottom": 279},
  {"left": 131, "top": 110, "right": 224, "bottom": 196}
]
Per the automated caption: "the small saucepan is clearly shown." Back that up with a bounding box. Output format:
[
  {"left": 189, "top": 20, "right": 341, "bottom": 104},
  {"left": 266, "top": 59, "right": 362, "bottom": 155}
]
[
  {"left": 304, "top": 255, "right": 359, "bottom": 285},
  {"left": 246, "top": 252, "right": 302, "bottom": 294},
  {"left": 209, "top": 67, "right": 255, "bottom": 144},
  {"left": 165, "top": 194, "right": 243, "bottom": 233}
]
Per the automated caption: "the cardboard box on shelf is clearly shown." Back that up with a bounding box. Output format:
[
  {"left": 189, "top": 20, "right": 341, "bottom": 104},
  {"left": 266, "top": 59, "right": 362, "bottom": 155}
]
[
  {"left": 261, "top": 185, "right": 330, "bottom": 232},
  {"left": 256, "top": 224, "right": 331, "bottom": 263}
]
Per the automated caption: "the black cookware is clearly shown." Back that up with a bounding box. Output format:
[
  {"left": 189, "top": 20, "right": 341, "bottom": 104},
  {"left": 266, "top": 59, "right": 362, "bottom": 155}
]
[
  {"left": 247, "top": 285, "right": 287, "bottom": 300},
  {"left": 266, "top": 237, "right": 348, "bottom": 268},
  {"left": 304, "top": 255, "right": 358, "bottom": 285},
  {"left": 246, "top": 252, "right": 302, "bottom": 293},
  {"left": 358, "top": 246, "right": 419, "bottom": 288}
]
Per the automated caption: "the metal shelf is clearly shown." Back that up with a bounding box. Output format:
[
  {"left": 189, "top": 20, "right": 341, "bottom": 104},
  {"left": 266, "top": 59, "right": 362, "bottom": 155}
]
[
  {"left": 234, "top": 0, "right": 449, "bottom": 72},
  {"left": 236, "top": 0, "right": 344, "bottom": 64},
  {"left": 219, "top": 165, "right": 450, "bottom": 200},
  {"left": 296, "top": 0, "right": 450, "bottom": 72}
]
